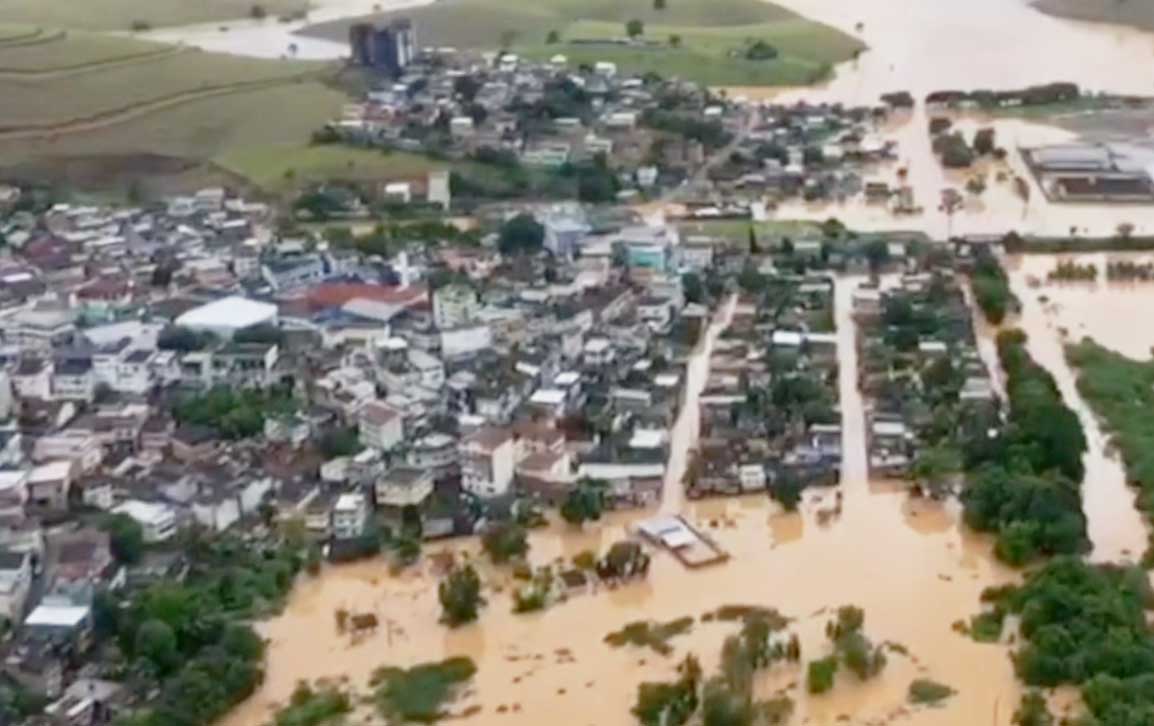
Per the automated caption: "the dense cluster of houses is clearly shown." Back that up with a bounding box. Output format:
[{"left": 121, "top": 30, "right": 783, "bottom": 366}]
[
  {"left": 854, "top": 252, "right": 998, "bottom": 484},
  {"left": 692, "top": 274, "right": 842, "bottom": 498},
  {"left": 697, "top": 100, "right": 904, "bottom": 208},
  {"left": 323, "top": 48, "right": 739, "bottom": 203},
  {"left": 0, "top": 182, "right": 763, "bottom": 717},
  {"left": 316, "top": 46, "right": 907, "bottom": 213}
]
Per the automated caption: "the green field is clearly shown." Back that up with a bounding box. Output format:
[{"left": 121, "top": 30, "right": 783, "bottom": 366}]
[
  {"left": 304, "top": 0, "right": 864, "bottom": 86},
  {"left": 0, "top": 30, "right": 177, "bottom": 72},
  {"left": 0, "top": 27, "right": 350, "bottom": 195},
  {"left": 0, "top": 0, "right": 308, "bottom": 31},
  {"left": 0, "top": 49, "right": 322, "bottom": 128},
  {"left": 217, "top": 145, "right": 450, "bottom": 192}
]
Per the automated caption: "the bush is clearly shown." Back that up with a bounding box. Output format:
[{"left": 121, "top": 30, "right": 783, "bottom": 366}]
[
  {"left": 372, "top": 658, "right": 477, "bottom": 722},
  {"left": 807, "top": 656, "right": 838, "bottom": 694},
  {"left": 744, "top": 40, "right": 778, "bottom": 61},
  {"left": 907, "top": 679, "right": 955, "bottom": 705}
]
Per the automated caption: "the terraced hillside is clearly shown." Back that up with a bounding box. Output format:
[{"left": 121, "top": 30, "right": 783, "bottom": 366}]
[
  {"left": 304, "top": 0, "right": 865, "bottom": 86},
  {"left": 0, "top": 27, "right": 347, "bottom": 193}
]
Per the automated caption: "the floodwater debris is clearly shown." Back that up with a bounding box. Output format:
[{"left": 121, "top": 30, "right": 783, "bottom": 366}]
[{"left": 604, "top": 617, "right": 695, "bottom": 656}]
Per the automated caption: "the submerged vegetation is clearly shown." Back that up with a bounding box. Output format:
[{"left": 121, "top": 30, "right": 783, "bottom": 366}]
[
  {"left": 976, "top": 557, "right": 1154, "bottom": 725},
  {"left": 274, "top": 682, "right": 352, "bottom": 726},
  {"left": 106, "top": 538, "right": 305, "bottom": 726},
  {"left": 806, "top": 606, "right": 887, "bottom": 694},
  {"left": 1066, "top": 338, "right": 1154, "bottom": 563},
  {"left": 968, "top": 245, "right": 1018, "bottom": 325},
  {"left": 372, "top": 657, "right": 478, "bottom": 723},
  {"left": 907, "top": 678, "right": 955, "bottom": 705},
  {"left": 961, "top": 329, "right": 1088, "bottom": 565},
  {"left": 605, "top": 617, "right": 695, "bottom": 655},
  {"left": 633, "top": 608, "right": 800, "bottom": 726}
]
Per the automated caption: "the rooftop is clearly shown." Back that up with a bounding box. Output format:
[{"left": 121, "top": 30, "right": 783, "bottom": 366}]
[{"left": 175, "top": 296, "right": 277, "bottom": 331}]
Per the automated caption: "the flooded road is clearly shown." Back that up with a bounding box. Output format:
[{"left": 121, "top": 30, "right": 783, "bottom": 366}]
[
  {"left": 997, "top": 252, "right": 1154, "bottom": 562},
  {"left": 659, "top": 295, "right": 737, "bottom": 515},
  {"left": 222, "top": 278, "right": 1021, "bottom": 726}
]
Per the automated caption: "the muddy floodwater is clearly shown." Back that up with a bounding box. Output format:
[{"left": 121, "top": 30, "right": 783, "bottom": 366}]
[
  {"left": 222, "top": 280, "right": 1023, "bottom": 726},
  {"left": 204, "top": 0, "right": 1154, "bottom": 722},
  {"left": 1000, "top": 253, "right": 1154, "bottom": 563}
]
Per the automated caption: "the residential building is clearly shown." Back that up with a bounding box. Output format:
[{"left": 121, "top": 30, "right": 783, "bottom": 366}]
[
  {"left": 331, "top": 492, "right": 369, "bottom": 540},
  {"left": 460, "top": 427, "right": 516, "bottom": 498},
  {"left": 358, "top": 400, "right": 404, "bottom": 451},
  {"left": 0, "top": 549, "right": 32, "bottom": 625},
  {"left": 432, "top": 284, "right": 479, "bottom": 329},
  {"left": 112, "top": 500, "right": 177, "bottom": 543},
  {"left": 375, "top": 466, "right": 434, "bottom": 511}
]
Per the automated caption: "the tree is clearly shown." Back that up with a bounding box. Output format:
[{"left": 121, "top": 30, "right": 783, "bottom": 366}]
[
  {"left": 560, "top": 480, "right": 605, "bottom": 526},
  {"left": 497, "top": 213, "right": 544, "bottom": 256},
  {"left": 910, "top": 446, "right": 962, "bottom": 499},
  {"left": 626, "top": 19, "right": 644, "bottom": 37},
  {"left": 863, "top": 239, "right": 890, "bottom": 274},
  {"left": 973, "top": 127, "right": 996, "bottom": 156},
  {"left": 682, "top": 272, "right": 705, "bottom": 304},
  {"left": 769, "top": 470, "right": 803, "bottom": 511},
  {"left": 654, "top": 0, "right": 666, "bottom": 9},
  {"left": 318, "top": 426, "right": 362, "bottom": 459},
  {"left": 103, "top": 513, "right": 145, "bottom": 564},
  {"left": 669, "top": 34, "right": 681, "bottom": 48},
  {"left": 1117, "top": 221, "right": 1135, "bottom": 240},
  {"left": 545, "top": 29, "right": 560, "bottom": 44},
  {"left": 134, "top": 619, "right": 181, "bottom": 676},
  {"left": 481, "top": 522, "right": 529, "bottom": 564},
  {"left": 249, "top": 3, "right": 267, "bottom": 19},
  {"left": 1013, "top": 691, "right": 1053, "bottom": 726},
  {"left": 439, "top": 564, "right": 484, "bottom": 626},
  {"left": 748, "top": 225, "right": 760, "bottom": 254},
  {"left": 966, "top": 175, "right": 987, "bottom": 196},
  {"left": 807, "top": 656, "right": 838, "bottom": 694}
]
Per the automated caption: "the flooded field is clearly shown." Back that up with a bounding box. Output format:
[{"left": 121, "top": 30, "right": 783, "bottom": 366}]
[
  {"left": 999, "top": 252, "right": 1154, "bottom": 563},
  {"left": 222, "top": 280, "right": 1022, "bottom": 726}
]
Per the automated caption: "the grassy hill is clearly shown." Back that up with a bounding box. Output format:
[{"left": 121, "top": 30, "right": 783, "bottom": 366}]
[
  {"left": 303, "top": 0, "right": 864, "bottom": 86},
  {"left": 1033, "top": 0, "right": 1154, "bottom": 32},
  {"left": 0, "top": 27, "right": 351, "bottom": 195},
  {"left": 0, "top": 0, "right": 309, "bottom": 31}
]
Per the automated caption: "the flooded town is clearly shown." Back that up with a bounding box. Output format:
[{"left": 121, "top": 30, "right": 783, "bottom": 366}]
[{"left": 3, "top": 0, "right": 1154, "bottom": 725}]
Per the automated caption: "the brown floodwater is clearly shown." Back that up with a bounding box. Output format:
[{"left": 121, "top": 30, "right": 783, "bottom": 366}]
[
  {"left": 213, "top": 2, "right": 1154, "bottom": 722},
  {"left": 221, "top": 279, "right": 1023, "bottom": 726},
  {"left": 1000, "top": 252, "right": 1154, "bottom": 563}
]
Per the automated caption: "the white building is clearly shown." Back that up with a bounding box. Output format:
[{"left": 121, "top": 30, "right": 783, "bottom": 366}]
[
  {"left": 174, "top": 296, "right": 277, "bottom": 338},
  {"left": 5, "top": 307, "right": 76, "bottom": 351},
  {"left": 441, "top": 324, "right": 492, "bottom": 360},
  {"left": 432, "top": 284, "right": 479, "bottom": 330},
  {"left": 375, "top": 467, "right": 434, "bottom": 509},
  {"left": 358, "top": 399, "right": 404, "bottom": 451},
  {"left": 0, "top": 549, "right": 32, "bottom": 625},
  {"left": 33, "top": 430, "right": 103, "bottom": 473},
  {"left": 331, "top": 492, "right": 368, "bottom": 540},
  {"left": 113, "top": 500, "right": 177, "bottom": 543},
  {"left": 460, "top": 427, "right": 515, "bottom": 498}
]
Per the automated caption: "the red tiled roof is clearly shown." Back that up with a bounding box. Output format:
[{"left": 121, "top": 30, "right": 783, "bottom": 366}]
[{"left": 301, "top": 283, "right": 427, "bottom": 312}]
